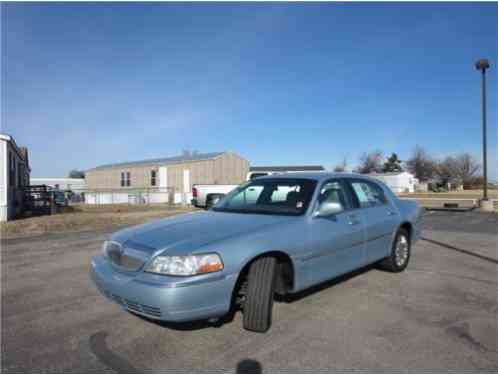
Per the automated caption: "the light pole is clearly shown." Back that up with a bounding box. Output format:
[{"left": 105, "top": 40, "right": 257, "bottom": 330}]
[{"left": 475, "top": 58, "right": 490, "bottom": 202}]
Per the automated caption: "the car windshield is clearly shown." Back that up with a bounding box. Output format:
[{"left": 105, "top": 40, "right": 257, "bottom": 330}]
[{"left": 212, "top": 178, "right": 317, "bottom": 216}]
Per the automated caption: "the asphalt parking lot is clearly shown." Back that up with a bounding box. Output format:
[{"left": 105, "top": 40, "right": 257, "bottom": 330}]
[{"left": 1, "top": 211, "right": 497, "bottom": 372}]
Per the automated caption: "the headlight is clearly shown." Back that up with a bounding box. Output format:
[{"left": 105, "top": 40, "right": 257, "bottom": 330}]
[{"left": 145, "top": 253, "right": 223, "bottom": 276}]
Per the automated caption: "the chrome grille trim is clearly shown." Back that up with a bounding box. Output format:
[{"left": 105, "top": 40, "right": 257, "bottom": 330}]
[{"left": 98, "top": 287, "right": 162, "bottom": 318}]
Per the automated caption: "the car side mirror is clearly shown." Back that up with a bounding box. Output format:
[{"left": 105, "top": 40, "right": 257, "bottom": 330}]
[{"left": 314, "top": 201, "right": 344, "bottom": 218}]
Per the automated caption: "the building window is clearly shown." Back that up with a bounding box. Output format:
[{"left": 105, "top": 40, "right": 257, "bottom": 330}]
[
  {"left": 120, "top": 172, "right": 131, "bottom": 187},
  {"left": 18, "top": 163, "right": 23, "bottom": 187},
  {"left": 151, "top": 170, "right": 157, "bottom": 186},
  {"left": 9, "top": 152, "right": 15, "bottom": 187}
]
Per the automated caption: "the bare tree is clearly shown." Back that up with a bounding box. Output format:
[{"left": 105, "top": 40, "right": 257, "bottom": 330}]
[
  {"left": 333, "top": 157, "right": 348, "bottom": 172},
  {"left": 356, "top": 150, "right": 383, "bottom": 174},
  {"left": 451, "top": 153, "right": 481, "bottom": 186},
  {"left": 405, "top": 146, "right": 436, "bottom": 182},
  {"left": 434, "top": 153, "right": 481, "bottom": 188},
  {"left": 464, "top": 175, "right": 485, "bottom": 190},
  {"left": 434, "top": 157, "right": 456, "bottom": 187}
]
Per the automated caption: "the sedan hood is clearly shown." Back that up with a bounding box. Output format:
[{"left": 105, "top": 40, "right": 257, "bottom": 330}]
[{"left": 111, "top": 211, "right": 294, "bottom": 255}]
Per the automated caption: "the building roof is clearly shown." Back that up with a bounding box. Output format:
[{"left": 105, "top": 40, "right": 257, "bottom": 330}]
[
  {"left": 89, "top": 151, "right": 225, "bottom": 171},
  {"left": 0, "top": 133, "right": 31, "bottom": 171},
  {"left": 249, "top": 165, "right": 325, "bottom": 172},
  {"left": 30, "top": 178, "right": 86, "bottom": 182},
  {"left": 368, "top": 171, "right": 413, "bottom": 177},
  {"left": 256, "top": 172, "right": 377, "bottom": 182}
]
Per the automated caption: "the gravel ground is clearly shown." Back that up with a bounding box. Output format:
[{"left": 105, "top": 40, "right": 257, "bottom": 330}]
[
  {"left": 0, "top": 205, "right": 196, "bottom": 238},
  {"left": 1, "top": 211, "right": 497, "bottom": 372}
]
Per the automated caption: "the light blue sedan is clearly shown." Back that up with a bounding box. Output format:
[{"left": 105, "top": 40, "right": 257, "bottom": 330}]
[{"left": 91, "top": 173, "right": 423, "bottom": 332}]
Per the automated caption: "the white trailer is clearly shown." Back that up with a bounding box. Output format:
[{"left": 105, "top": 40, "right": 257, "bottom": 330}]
[{"left": 370, "top": 172, "right": 418, "bottom": 193}]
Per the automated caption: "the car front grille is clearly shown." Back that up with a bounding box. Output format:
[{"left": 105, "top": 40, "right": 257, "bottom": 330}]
[{"left": 98, "top": 286, "right": 162, "bottom": 318}]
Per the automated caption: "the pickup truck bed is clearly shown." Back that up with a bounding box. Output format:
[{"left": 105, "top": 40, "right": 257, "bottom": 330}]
[{"left": 192, "top": 184, "right": 237, "bottom": 209}]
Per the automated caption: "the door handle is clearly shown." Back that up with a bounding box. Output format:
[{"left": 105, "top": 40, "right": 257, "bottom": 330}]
[
  {"left": 387, "top": 210, "right": 396, "bottom": 216},
  {"left": 348, "top": 214, "right": 360, "bottom": 225}
]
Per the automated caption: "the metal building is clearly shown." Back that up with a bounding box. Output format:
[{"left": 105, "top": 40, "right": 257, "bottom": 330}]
[
  {"left": 85, "top": 151, "right": 249, "bottom": 204},
  {"left": 0, "top": 134, "right": 31, "bottom": 221},
  {"left": 30, "top": 178, "right": 87, "bottom": 193},
  {"left": 369, "top": 171, "right": 419, "bottom": 193}
]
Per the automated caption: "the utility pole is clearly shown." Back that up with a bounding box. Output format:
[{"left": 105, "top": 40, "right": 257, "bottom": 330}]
[{"left": 475, "top": 58, "right": 490, "bottom": 202}]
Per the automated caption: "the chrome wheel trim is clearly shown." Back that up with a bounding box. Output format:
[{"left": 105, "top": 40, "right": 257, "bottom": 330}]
[{"left": 394, "top": 234, "right": 409, "bottom": 267}]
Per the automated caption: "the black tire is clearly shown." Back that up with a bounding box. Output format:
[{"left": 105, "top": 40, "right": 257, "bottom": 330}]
[
  {"left": 206, "top": 194, "right": 223, "bottom": 210},
  {"left": 242, "top": 257, "right": 277, "bottom": 333},
  {"left": 379, "top": 228, "right": 411, "bottom": 272}
]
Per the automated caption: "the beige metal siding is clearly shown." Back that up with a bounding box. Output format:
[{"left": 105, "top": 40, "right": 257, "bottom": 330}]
[
  {"left": 86, "top": 165, "right": 160, "bottom": 190},
  {"left": 85, "top": 152, "right": 249, "bottom": 193},
  {"left": 212, "top": 152, "right": 249, "bottom": 185}
]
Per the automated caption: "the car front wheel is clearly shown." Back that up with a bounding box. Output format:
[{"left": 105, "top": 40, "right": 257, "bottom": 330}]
[{"left": 242, "top": 256, "right": 277, "bottom": 333}]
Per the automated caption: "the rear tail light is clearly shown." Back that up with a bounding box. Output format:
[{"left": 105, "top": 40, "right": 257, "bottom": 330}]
[{"left": 192, "top": 186, "right": 198, "bottom": 198}]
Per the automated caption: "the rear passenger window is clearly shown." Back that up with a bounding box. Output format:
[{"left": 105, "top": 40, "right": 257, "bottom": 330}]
[{"left": 350, "top": 181, "right": 387, "bottom": 208}]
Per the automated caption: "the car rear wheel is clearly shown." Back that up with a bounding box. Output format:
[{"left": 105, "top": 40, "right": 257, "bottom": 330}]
[
  {"left": 379, "top": 228, "right": 411, "bottom": 272},
  {"left": 206, "top": 194, "right": 223, "bottom": 209},
  {"left": 242, "top": 256, "right": 277, "bottom": 333}
]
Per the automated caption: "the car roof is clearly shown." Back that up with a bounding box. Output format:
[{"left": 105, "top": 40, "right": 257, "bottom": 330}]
[{"left": 254, "top": 172, "right": 378, "bottom": 183}]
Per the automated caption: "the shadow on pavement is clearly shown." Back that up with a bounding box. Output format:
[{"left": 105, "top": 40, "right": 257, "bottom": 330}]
[
  {"left": 277, "top": 264, "right": 376, "bottom": 303},
  {"left": 236, "top": 359, "right": 263, "bottom": 373},
  {"left": 132, "top": 264, "right": 377, "bottom": 332},
  {"left": 132, "top": 265, "right": 377, "bottom": 331},
  {"left": 422, "top": 237, "right": 498, "bottom": 265},
  {"left": 89, "top": 331, "right": 138, "bottom": 373}
]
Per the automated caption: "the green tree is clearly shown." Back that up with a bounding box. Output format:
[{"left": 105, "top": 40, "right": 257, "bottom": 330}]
[{"left": 382, "top": 153, "right": 403, "bottom": 173}]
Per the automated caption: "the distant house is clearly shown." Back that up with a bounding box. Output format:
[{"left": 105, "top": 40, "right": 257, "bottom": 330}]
[
  {"left": 249, "top": 165, "right": 325, "bottom": 173},
  {"left": 85, "top": 151, "right": 249, "bottom": 204},
  {"left": 0, "top": 134, "right": 31, "bottom": 222},
  {"left": 30, "top": 178, "right": 86, "bottom": 193},
  {"left": 369, "top": 171, "right": 418, "bottom": 193},
  {"left": 30, "top": 178, "right": 87, "bottom": 203}
]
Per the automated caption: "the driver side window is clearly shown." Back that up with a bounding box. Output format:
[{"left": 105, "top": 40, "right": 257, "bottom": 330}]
[{"left": 229, "top": 186, "right": 264, "bottom": 206}]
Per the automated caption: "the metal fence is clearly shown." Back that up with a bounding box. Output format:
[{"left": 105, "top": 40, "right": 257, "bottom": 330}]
[{"left": 82, "top": 187, "right": 192, "bottom": 205}]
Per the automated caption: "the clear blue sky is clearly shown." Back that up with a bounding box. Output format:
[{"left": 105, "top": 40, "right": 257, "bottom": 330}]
[{"left": 2, "top": 3, "right": 497, "bottom": 179}]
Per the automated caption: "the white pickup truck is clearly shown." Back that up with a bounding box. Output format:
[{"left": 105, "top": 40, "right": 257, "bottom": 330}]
[
  {"left": 191, "top": 171, "right": 265, "bottom": 209},
  {"left": 192, "top": 168, "right": 324, "bottom": 209}
]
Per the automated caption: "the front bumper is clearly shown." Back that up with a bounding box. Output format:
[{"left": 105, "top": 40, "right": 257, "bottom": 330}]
[{"left": 90, "top": 255, "right": 237, "bottom": 322}]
